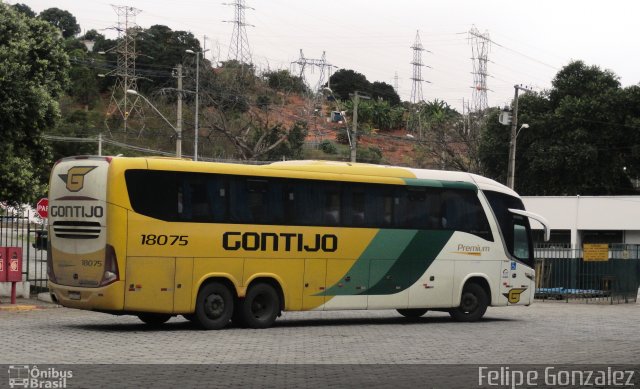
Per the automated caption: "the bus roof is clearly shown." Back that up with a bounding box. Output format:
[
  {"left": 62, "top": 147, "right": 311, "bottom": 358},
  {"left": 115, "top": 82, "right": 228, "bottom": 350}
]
[
  {"left": 83, "top": 156, "right": 518, "bottom": 198},
  {"left": 266, "top": 160, "right": 518, "bottom": 197}
]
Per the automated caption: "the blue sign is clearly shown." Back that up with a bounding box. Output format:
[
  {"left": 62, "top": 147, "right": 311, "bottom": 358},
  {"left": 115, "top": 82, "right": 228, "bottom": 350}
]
[{"left": 511, "top": 261, "right": 517, "bottom": 270}]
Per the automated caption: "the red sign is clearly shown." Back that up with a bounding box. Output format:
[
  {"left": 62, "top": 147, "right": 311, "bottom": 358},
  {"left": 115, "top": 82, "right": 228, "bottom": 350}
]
[{"left": 37, "top": 198, "right": 49, "bottom": 219}]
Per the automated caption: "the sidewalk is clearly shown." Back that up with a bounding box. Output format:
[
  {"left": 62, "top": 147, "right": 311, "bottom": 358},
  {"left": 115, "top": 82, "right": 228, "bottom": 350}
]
[{"left": 0, "top": 293, "right": 59, "bottom": 311}]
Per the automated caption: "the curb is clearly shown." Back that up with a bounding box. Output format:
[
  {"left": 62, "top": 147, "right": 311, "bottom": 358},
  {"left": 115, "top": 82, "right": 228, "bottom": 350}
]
[{"left": 0, "top": 304, "right": 39, "bottom": 311}]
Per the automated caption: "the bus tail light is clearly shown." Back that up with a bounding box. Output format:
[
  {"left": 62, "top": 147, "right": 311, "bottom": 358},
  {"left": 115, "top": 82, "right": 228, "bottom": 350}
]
[
  {"left": 100, "top": 244, "right": 120, "bottom": 286},
  {"left": 46, "top": 239, "right": 56, "bottom": 284}
]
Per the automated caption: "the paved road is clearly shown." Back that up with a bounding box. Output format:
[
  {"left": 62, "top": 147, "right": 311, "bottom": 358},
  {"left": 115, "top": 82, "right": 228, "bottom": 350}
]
[{"left": 2, "top": 299, "right": 638, "bottom": 365}]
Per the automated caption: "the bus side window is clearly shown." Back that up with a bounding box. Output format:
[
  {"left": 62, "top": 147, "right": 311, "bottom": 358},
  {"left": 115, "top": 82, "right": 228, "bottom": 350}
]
[
  {"left": 247, "top": 179, "right": 268, "bottom": 223},
  {"left": 323, "top": 188, "right": 341, "bottom": 225},
  {"left": 291, "top": 181, "right": 321, "bottom": 225},
  {"left": 406, "top": 187, "right": 428, "bottom": 229},
  {"left": 423, "top": 189, "right": 443, "bottom": 229},
  {"left": 393, "top": 189, "right": 408, "bottom": 228},
  {"left": 442, "top": 189, "right": 493, "bottom": 241},
  {"left": 206, "top": 176, "right": 227, "bottom": 222},
  {"left": 382, "top": 193, "right": 394, "bottom": 226},
  {"left": 267, "top": 179, "right": 285, "bottom": 224},
  {"left": 351, "top": 191, "right": 365, "bottom": 226},
  {"left": 187, "top": 176, "right": 212, "bottom": 222},
  {"left": 228, "top": 177, "right": 250, "bottom": 222}
]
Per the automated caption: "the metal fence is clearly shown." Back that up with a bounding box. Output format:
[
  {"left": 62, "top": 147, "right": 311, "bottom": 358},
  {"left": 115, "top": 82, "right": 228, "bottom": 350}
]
[
  {"left": 534, "top": 244, "right": 640, "bottom": 303},
  {"left": 0, "top": 207, "right": 48, "bottom": 293}
]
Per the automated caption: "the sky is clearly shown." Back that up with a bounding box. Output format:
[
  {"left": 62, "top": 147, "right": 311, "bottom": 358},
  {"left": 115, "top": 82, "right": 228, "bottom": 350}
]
[{"left": 10, "top": 0, "right": 640, "bottom": 112}]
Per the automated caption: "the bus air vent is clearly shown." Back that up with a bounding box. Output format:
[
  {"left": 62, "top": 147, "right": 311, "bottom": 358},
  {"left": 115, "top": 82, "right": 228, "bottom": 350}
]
[{"left": 52, "top": 221, "right": 102, "bottom": 239}]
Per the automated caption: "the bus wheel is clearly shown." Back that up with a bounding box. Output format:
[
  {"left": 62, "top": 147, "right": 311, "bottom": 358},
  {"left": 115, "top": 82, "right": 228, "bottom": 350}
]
[
  {"left": 449, "top": 283, "right": 488, "bottom": 322},
  {"left": 138, "top": 313, "right": 171, "bottom": 326},
  {"left": 195, "top": 282, "right": 234, "bottom": 330},
  {"left": 397, "top": 308, "right": 428, "bottom": 318},
  {"left": 241, "top": 283, "right": 280, "bottom": 329}
]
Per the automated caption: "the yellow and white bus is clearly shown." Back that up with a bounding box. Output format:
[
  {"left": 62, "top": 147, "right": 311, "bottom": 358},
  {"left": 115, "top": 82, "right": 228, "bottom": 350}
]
[{"left": 47, "top": 156, "right": 549, "bottom": 329}]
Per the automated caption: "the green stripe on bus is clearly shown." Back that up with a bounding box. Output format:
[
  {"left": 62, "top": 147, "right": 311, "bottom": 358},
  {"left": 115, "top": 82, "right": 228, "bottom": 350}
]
[
  {"left": 365, "top": 230, "right": 453, "bottom": 295},
  {"left": 403, "top": 178, "right": 477, "bottom": 191},
  {"left": 321, "top": 229, "right": 453, "bottom": 296},
  {"left": 320, "top": 229, "right": 416, "bottom": 296}
]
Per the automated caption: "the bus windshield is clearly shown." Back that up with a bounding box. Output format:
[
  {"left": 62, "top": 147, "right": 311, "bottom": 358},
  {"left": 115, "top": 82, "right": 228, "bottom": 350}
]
[{"left": 484, "top": 190, "right": 534, "bottom": 268}]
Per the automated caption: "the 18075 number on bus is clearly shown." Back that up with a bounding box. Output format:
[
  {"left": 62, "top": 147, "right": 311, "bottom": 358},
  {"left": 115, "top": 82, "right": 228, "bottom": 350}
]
[{"left": 140, "top": 234, "right": 189, "bottom": 246}]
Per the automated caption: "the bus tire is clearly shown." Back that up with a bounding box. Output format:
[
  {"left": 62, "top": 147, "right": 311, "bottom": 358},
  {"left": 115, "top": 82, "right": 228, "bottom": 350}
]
[
  {"left": 241, "top": 283, "right": 280, "bottom": 329},
  {"left": 397, "top": 308, "right": 428, "bottom": 318},
  {"left": 195, "top": 282, "right": 234, "bottom": 330},
  {"left": 449, "top": 282, "right": 488, "bottom": 322},
  {"left": 138, "top": 313, "right": 171, "bottom": 326}
]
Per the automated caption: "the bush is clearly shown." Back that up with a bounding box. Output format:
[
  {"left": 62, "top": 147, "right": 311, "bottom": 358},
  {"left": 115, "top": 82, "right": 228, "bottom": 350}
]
[
  {"left": 335, "top": 128, "right": 354, "bottom": 145},
  {"left": 319, "top": 140, "right": 337, "bottom": 154},
  {"left": 357, "top": 146, "right": 383, "bottom": 164}
]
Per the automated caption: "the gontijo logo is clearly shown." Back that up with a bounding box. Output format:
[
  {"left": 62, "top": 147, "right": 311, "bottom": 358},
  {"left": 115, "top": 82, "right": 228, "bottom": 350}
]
[
  {"left": 58, "top": 166, "right": 97, "bottom": 192},
  {"left": 503, "top": 288, "right": 527, "bottom": 303}
]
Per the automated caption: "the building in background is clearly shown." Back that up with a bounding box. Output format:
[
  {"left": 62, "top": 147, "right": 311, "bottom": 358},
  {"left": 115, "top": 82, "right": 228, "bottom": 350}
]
[{"left": 522, "top": 196, "right": 640, "bottom": 247}]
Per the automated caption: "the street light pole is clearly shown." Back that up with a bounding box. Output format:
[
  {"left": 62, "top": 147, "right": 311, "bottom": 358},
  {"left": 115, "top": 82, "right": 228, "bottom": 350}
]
[
  {"left": 506, "top": 84, "right": 533, "bottom": 190},
  {"left": 350, "top": 91, "right": 370, "bottom": 163},
  {"left": 186, "top": 48, "right": 210, "bottom": 161},
  {"left": 126, "top": 89, "right": 181, "bottom": 157},
  {"left": 506, "top": 86, "right": 520, "bottom": 190},
  {"left": 507, "top": 122, "right": 530, "bottom": 190},
  {"left": 194, "top": 52, "right": 200, "bottom": 161},
  {"left": 176, "top": 64, "right": 183, "bottom": 158}
]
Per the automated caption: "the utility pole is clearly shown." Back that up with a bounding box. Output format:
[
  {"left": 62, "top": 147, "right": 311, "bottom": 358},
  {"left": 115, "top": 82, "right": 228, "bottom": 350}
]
[
  {"left": 350, "top": 91, "right": 370, "bottom": 163},
  {"left": 98, "top": 133, "right": 102, "bottom": 156},
  {"left": 507, "top": 84, "right": 533, "bottom": 189},
  {"left": 175, "top": 64, "right": 183, "bottom": 158}
]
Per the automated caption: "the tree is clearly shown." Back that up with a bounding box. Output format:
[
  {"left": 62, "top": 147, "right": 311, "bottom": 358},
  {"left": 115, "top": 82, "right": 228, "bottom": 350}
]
[
  {"left": 328, "top": 69, "right": 369, "bottom": 100},
  {"left": 194, "top": 62, "right": 309, "bottom": 160},
  {"left": 39, "top": 7, "right": 80, "bottom": 38},
  {"left": 264, "top": 69, "right": 308, "bottom": 94},
  {"left": 136, "top": 25, "right": 201, "bottom": 93},
  {"left": 328, "top": 70, "right": 400, "bottom": 106},
  {"left": 11, "top": 3, "right": 35, "bottom": 18},
  {"left": 413, "top": 100, "right": 481, "bottom": 172},
  {"left": 0, "top": 4, "right": 69, "bottom": 204},
  {"left": 263, "top": 121, "right": 308, "bottom": 161},
  {"left": 370, "top": 81, "right": 400, "bottom": 106},
  {"left": 479, "top": 61, "right": 640, "bottom": 195}
]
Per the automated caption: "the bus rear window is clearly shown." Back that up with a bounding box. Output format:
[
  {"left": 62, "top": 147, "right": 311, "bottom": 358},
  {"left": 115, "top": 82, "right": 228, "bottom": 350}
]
[{"left": 126, "top": 170, "right": 179, "bottom": 221}]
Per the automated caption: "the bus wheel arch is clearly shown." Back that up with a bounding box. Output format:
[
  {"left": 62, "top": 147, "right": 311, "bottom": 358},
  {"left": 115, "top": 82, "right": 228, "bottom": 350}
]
[
  {"left": 238, "top": 277, "right": 284, "bottom": 329},
  {"left": 450, "top": 277, "right": 491, "bottom": 322},
  {"left": 194, "top": 277, "right": 237, "bottom": 330}
]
